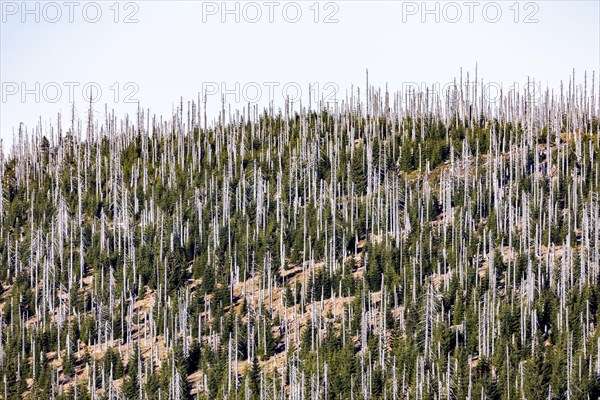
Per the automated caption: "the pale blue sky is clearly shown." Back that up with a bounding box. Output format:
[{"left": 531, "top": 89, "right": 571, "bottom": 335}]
[{"left": 1, "top": 1, "right": 599, "bottom": 147}]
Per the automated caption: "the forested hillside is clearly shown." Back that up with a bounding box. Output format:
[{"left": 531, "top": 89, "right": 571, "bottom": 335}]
[{"left": 1, "top": 71, "right": 599, "bottom": 400}]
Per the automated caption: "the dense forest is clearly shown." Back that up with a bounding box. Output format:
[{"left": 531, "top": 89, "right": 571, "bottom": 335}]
[{"left": 0, "top": 70, "right": 599, "bottom": 400}]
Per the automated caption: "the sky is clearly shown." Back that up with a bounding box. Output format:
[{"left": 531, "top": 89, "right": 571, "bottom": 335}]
[{"left": 1, "top": 0, "right": 599, "bottom": 148}]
